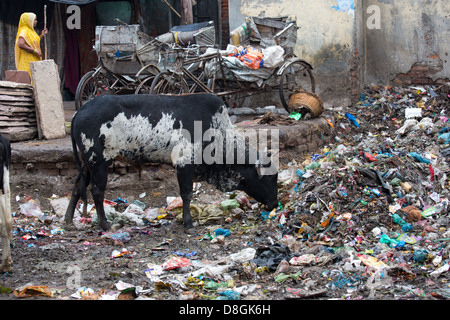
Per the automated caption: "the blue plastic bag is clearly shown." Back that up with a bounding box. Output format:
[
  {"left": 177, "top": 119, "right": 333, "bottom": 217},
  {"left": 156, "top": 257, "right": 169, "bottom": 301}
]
[
  {"left": 216, "top": 290, "right": 240, "bottom": 300},
  {"left": 409, "top": 152, "right": 431, "bottom": 164},
  {"left": 345, "top": 113, "right": 359, "bottom": 127},
  {"left": 438, "top": 132, "right": 450, "bottom": 144},
  {"left": 214, "top": 228, "right": 231, "bottom": 237}
]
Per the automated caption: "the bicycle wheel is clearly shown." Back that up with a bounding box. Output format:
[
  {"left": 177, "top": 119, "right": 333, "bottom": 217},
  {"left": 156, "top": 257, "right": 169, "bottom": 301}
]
[
  {"left": 279, "top": 60, "right": 315, "bottom": 113},
  {"left": 150, "top": 71, "right": 189, "bottom": 95},
  {"left": 75, "top": 70, "right": 113, "bottom": 110},
  {"left": 134, "top": 76, "right": 155, "bottom": 94}
]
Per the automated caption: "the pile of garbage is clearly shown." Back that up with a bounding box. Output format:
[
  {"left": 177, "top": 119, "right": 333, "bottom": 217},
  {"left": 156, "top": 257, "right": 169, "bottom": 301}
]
[
  {"left": 271, "top": 83, "right": 450, "bottom": 298},
  {"left": 4, "top": 84, "right": 450, "bottom": 300}
]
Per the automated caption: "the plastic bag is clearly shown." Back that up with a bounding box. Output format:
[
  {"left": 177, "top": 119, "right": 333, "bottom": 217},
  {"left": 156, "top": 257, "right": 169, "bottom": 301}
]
[
  {"left": 357, "top": 254, "right": 387, "bottom": 270},
  {"left": 216, "top": 290, "right": 240, "bottom": 300},
  {"left": 214, "top": 228, "right": 231, "bottom": 237},
  {"left": 229, "top": 46, "right": 264, "bottom": 69},
  {"left": 19, "top": 200, "right": 43, "bottom": 218},
  {"left": 166, "top": 197, "right": 183, "bottom": 210},
  {"left": 289, "top": 254, "right": 317, "bottom": 266},
  {"left": 345, "top": 113, "right": 359, "bottom": 127},
  {"left": 409, "top": 152, "right": 431, "bottom": 164},
  {"left": 162, "top": 256, "right": 191, "bottom": 270},
  {"left": 219, "top": 199, "right": 240, "bottom": 210},
  {"left": 228, "top": 248, "right": 256, "bottom": 263},
  {"left": 261, "top": 45, "right": 285, "bottom": 68}
]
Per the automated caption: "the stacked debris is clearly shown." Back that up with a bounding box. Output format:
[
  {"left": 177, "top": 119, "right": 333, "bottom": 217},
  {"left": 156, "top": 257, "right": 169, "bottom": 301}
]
[{"left": 0, "top": 81, "right": 38, "bottom": 141}]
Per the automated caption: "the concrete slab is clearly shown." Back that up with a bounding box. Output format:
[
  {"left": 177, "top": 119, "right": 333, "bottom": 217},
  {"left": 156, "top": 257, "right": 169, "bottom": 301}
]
[{"left": 30, "top": 60, "right": 66, "bottom": 140}]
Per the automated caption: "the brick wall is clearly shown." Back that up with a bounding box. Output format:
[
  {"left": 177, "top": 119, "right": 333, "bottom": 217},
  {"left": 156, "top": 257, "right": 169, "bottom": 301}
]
[
  {"left": 221, "top": 0, "right": 229, "bottom": 49},
  {"left": 392, "top": 61, "right": 449, "bottom": 86}
]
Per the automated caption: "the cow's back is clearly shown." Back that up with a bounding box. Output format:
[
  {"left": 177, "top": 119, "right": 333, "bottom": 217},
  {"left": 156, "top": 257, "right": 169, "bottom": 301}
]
[{"left": 72, "top": 93, "right": 230, "bottom": 165}]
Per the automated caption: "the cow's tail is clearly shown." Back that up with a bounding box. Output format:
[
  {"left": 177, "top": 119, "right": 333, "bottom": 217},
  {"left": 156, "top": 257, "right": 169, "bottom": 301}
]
[{"left": 71, "top": 128, "right": 88, "bottom": 204}]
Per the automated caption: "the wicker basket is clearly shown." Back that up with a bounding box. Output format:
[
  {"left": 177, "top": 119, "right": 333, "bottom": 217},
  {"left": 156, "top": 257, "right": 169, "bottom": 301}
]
[{"left": 288, "top": 90, "right": 324, "bottom": 118}]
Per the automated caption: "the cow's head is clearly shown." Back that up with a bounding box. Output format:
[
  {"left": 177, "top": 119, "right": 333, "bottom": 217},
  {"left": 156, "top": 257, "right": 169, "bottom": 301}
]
[{"left": 237, "top": 151, "right": 278, "bottom": 210}]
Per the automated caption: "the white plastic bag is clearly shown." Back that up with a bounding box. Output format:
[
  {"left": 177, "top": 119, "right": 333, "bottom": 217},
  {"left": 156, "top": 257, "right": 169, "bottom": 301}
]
[
  {"left": 262, "top": 45, "right": 285, "bottom": 68},
  {"left": 19, "top": 200, "right": 43, "bottom": 218}
]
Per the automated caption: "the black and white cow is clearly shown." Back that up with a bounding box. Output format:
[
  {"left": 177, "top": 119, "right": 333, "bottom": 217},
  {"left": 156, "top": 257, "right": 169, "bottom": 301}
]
[
  {"left": 64, "top": 93, "right": 278, "bottom": 231},
  {"left": 0, "top": 134, "right": 12, "bottom": 272}
]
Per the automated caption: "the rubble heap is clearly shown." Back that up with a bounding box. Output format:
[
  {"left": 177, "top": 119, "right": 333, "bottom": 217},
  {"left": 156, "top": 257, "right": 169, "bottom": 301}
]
[{"left": 0, "top": 81, "right": 38, "bottom": 142}]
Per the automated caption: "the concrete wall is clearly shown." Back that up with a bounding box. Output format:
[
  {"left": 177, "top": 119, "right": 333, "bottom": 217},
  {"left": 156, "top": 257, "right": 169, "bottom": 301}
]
[{"left": 363, "top": 0, "right": 450, "bottom": 85}]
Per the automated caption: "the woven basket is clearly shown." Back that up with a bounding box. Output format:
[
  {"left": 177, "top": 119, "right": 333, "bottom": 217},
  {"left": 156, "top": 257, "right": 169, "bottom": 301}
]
[{"left": 288, "top": 90, "right": 324, "bottom": 118}]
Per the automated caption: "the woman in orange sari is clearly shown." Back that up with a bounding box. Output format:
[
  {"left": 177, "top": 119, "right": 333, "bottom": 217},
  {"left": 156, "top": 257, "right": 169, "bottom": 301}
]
[{"left": 14, "top": 12, "right": 48, "bottom": 80}]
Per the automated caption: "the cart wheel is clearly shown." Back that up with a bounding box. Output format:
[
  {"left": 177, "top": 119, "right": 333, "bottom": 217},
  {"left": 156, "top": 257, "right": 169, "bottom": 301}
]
[
  {"left": 75, "top": 70, "right": 113, "bottom": 110},
  {"left": 279, "top": 60, "right": 315, "bottom": 113},
  {"left": 150, "top": 71, "right": 189, "bottom": 95},
  {"left": 135, "top": 76, "right": 155, "bottom": 94}
]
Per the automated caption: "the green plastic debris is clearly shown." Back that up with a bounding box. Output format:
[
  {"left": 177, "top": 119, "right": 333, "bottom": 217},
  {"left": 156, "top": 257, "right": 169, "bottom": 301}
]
[
  {"left": 219, "top": 199, "right": 240, "bottom": 210},
  {"left": 289, "top": 112, "right": 302, "bottom": 121},
  {"left": 205, "top": 281, "right": 228, "bottom": 291},
  {"left": 274, "top": 270, "right": 302, "bottom": 283},
  {"left": 305, "top": 162, "right": 320, "bottom": 170},
  {"left": 0, "top": 285, "right": 12, "bottom": 294},
  {"left": 390, "top": 177, "right": 402, "bottom": 186}
]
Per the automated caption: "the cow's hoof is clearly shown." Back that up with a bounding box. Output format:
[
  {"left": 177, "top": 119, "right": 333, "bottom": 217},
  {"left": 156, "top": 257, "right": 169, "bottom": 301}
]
[
  {"left": 64, "top": 222, "right": 77, "bottom": 231},
  {"left": 0, "top": 263, "right": 12, "bottom": 273},
  {"left": 100, "top": 220, "right": 111, "bottom": 231},
  {"left": 184, "top": 227, "right": 195, "bottom": 235}
]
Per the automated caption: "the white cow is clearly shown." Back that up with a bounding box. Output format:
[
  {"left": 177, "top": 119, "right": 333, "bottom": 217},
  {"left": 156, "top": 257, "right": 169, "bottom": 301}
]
[{"left": 0, "top": 135, "right": 12, "bottom": 273}]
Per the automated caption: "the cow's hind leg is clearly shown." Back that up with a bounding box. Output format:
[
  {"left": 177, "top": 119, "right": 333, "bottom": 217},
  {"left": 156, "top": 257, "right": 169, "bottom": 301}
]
[
  {"left": 176, "top": 165, "right": 194, "bottom": 230},
  {"left": 90, "top": 162, "right": 111, "bottom": 231},
  {"left": 65, "top": 166, "right": 91, "bottom": 228},
  {"left": 64, "top": 173, "right": 82, "bottom": 228}
]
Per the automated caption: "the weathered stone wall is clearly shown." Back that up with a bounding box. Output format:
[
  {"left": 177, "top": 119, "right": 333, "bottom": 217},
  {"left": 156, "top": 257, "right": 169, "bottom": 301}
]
[
  {"left": 8, "top": 138, "right": 168, "bottom": 197},
  {"left": 363, "top": 0, "right": 450, "bottom": 86}
]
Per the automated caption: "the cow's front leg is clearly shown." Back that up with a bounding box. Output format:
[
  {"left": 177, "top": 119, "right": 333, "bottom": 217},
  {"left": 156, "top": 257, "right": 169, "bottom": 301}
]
[
  {"left": 0, "top": 193, "right": 12, "bottom": 273},
  {"left": 176, "top": 165, "right": 194, "bottom": 230},
  {"left": 90, "top": 162, "right": 111, "bottom": 231}
]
